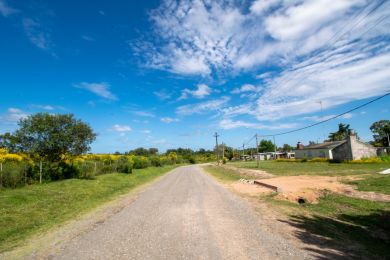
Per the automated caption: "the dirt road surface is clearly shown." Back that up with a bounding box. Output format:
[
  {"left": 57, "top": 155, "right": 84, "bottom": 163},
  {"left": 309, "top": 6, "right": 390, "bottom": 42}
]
[{"left": 45, "top": 165, "right": 311, "bottom": 259}]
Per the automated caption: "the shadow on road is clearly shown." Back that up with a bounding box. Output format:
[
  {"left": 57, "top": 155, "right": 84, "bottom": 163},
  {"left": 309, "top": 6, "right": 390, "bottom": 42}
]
[{"left": 279, "top": 210, "right": 390, "bottom": 259}]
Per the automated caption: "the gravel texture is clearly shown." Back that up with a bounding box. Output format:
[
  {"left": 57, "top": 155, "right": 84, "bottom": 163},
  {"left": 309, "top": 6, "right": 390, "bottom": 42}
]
[{"left": 50, "top": 165, "right": 311, "bottom": 260}]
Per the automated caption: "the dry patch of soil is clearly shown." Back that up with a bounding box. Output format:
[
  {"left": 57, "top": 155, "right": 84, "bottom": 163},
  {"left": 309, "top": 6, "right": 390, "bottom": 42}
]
[{"left": 231, "top": 175, "right": 390, "bottom": 204}]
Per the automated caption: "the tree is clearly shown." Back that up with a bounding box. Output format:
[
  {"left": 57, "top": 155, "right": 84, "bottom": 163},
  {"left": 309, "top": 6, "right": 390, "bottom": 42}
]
[
  {"left": 327, "top": 123, "right": 350, "bottom": 141},
  {"left": 14, "top": 113, "right": 96, "bottom": 162},
  {"left": 130, "top": 147, "right": 148, "bottom": 156},
  {"left": 370, "top": 120, "right": 390, "bottom": 147},
  {"left": 258, "top": 139, "right": 276, "bottom": 153},
  {"left": 148, "top": 148, "right": 159, "bottom": 155},
  {"left": 0, "top": 132, "right": 19, "bottom": 152},
  {"left": 281, "top": 144, "right": 293, "bottom": 152}
]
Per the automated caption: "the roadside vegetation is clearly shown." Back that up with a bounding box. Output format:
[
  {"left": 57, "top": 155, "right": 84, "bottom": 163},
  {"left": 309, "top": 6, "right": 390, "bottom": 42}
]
[
  {"left": 0, "top": 113, "right": 216, "bottom": 189},
  {"left": 0, "top": 165, "right": 178, "bottom": 253},
  {"left": 203, "top": 164, "right": 390, "bottom": 258}
]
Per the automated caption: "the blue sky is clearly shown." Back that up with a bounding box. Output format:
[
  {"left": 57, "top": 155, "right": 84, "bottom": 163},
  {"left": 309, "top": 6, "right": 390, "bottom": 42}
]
[{"left": 0, "top": 0, "right": 389, "bottom": 153}]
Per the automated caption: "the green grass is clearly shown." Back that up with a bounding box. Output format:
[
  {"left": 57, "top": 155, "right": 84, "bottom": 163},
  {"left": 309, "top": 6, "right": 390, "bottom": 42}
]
[
  {"left": 202, "top": 165, "right": 243, "bottom": 182},
  {"left": 344, "top": 175, "right": 390, "bottom": 195},
  {"left": 207, "top": 163, "right": 390, "bottom": 258},
  {"left": 0, "top": 165, "right": 178, "bottom": 253},
  {"left": 264, "top": 192, "right": 390, "bottom": 258},
  {"left": 229, "top": 160, "right": 390, "bottom": 176}
]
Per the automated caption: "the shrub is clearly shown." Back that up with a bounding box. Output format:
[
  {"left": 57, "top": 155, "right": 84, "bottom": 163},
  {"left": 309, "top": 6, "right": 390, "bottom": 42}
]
[
  {"left": 133, "top": 156, "right": 150, "bottom": 169},
  {"left": 222, "top": 157, "right": 227, "bottom": 164},
  {"left": 0, "top": 162, "right": 27, "bottom": 188},
  {"left": 188, "top": 156, "right": 196, "bottom": 164},
  {"left": 116, "top": 156, "right": 133, "bottom": 173},
  {"left": 150, "top": 156, "right": 162, "bottom": 167},
  {"left": 74, "top": 161, "right": 96, "bottom": 179}
]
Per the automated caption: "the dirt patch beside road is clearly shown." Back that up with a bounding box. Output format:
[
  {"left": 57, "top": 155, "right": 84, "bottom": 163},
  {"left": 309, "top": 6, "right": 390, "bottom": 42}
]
[{"left": 230, "top": 174, "right": 390, "bottom": 204}]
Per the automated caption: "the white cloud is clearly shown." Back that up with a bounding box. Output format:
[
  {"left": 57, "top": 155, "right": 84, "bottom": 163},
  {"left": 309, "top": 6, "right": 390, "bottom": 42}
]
[
  {"left": 153, "top": 89, "right": 171, "bottom": 100},
  {"left": 74, "top": 82, "right": 117, "bottom": 100},
  {"left": 0, "top": 0, "right": 18, "bottom": 17},
  {"left": 22, "top": 18, "right": 53, "bottom": 51},
  {"left": 303, "top": 113, "right": 353, "bottom": 122},
  {"left": 176, "top": 96, "right": 230, "bottom": 115},
  {"left": 160, "top": 117, "right": 179, "bottom": 123},
  {"left": 141, "top": 130, "right": 151, "bottom": 134},
  {"left": 31, "top": 104, "right": 65, "bottom": 111},
  {"left": 135, "top": 0, "right": 390, "bottom": 122},
  {"left": 81, "top": 35, "right": 95, "bottom": 41},
  {"left": 250, "top": 0, "right": 280, "bottom": 15},
  {"left": 265, "top": 0, "right": 362, "bottom": 41},
  {"left": 1, "top": 108, "right": 28, "bottom": 123},
  {"left": 112, "top": 124, "right": 132, "bottom": 132},
  {"left": 133, "top": 111, "right": 155, "bottom": 117},
  {"left": 179, "top": 84, "right": 212, "bottom": 100},
  {"left": 231, "top": 84, "right": 257, "bottom": 94},
  {"left": 219, "top": 119, "right": 297, "bottom": 130}
]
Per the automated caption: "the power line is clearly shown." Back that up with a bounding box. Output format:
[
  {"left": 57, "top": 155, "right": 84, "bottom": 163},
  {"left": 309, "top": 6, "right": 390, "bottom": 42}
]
[{"left": 257, "top": 91, "right": 390, "bottom": 138}]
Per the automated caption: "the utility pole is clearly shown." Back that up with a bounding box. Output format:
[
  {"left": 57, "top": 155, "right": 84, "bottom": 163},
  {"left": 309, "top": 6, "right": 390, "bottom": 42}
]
[
  {"left": 387, "top": 133, "right": 390, "bottom": 147},
  {"left": 273, "top": 135, "right": 277, "bottom": 160},
  {"left": 242, "top": 144, "right": 245, "bottom": 160},
  {"left": 214, "top": 132, "right": 220, "bottom": 165},
  {"left": 222, "top": 142, "right": 225, "bottom": 159},
  {"left": 255, "top": 134, "right": 259, "bottom": 167}
]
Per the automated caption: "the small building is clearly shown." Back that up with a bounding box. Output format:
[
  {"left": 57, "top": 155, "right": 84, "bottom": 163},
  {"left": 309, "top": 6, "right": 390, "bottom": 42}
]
[{"left": 295, "top": 130, "right": 377, "bottom": 161}]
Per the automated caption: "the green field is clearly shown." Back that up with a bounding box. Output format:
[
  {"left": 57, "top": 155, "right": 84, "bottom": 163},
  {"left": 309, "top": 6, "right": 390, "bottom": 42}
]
[
  {"left": 0, "top": 165, "right": 178, "bottom": 253},
  {"left": 229, "top": 160, "right": 390, "bottom": 176},
  {"left": 204, "top": 164, "right": 390, "bottom": 258}
]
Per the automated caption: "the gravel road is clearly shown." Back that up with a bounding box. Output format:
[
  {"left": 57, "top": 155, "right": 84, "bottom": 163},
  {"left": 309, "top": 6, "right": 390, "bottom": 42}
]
[{"left": 51, "top": 165, "right": 311, "bottom": 260}]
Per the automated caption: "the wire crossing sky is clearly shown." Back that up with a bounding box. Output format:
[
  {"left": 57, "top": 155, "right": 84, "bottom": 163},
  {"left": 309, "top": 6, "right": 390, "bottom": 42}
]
[{"left": 0, "top": 0, "right": 389, "bottom": 152}]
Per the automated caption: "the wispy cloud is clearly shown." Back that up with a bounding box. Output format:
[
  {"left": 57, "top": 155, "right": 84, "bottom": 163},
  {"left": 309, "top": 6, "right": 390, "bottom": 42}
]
[
  {"left": 179, "top": 84, "right": 212, "bottom": 100},
  {"left": 0, "top": 108, "right": 28, "bottom": 123},
  {"left": 31, "top": 104, "right": 65, "bottom": 111},
  {"left": 160, "top": 117, "right": 179, "bottom": 123},
  {"left": 153, "top": 89, "right": 171, "bottom": 100},
  {"left": 303, "top": 113, "right": 354, "bottom": 122},
  {"left": 135, "top": 0, "right": 390, "bottom": 123},
  {"left": 81, "top": 35, "right": 95, "bottom": 41},
  {"left": 112, "top": 124, "right": 132, "bottom": 132},
  {"left": 22, "top": 18, "right": 54, "bottom": 52},
  {"left": 231, "top": 84, "right": 257, "bottom": 94},
  {"left": 133, "top": 111, "right": 155, "bottom": 118},
  {"left": 74, "top": 82, "right": 117, "bottom": 100},
  {"left": 219, "top": 119, "right": 297, "bottom": 130},
  {"left": 176, "top": 96, "right": 230, "bottom": 116},
  {"left": 0, "top": 0, "right": 18, "bottom": 17}
]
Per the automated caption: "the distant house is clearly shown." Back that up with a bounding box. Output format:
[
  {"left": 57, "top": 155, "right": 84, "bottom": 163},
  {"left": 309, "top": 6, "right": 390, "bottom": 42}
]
[
  {"left": 295, "top": 130, "right": 377, "bottom": 161},
  {"left": 252, "top": 151, "right": 295, "bottom": 161}
]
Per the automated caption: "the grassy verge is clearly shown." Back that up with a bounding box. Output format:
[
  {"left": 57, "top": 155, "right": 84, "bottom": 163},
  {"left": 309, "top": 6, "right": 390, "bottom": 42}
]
[
  {"left": 202, "top": 165, "right": 242, "bottom": 183},
  {"left": 264, "top": 192, "right": 390, "bottom": 259},
  {"left": 0, "top": 165, "right": 178, "bottom": 253},
  {"left": 344, "top": 174, "right": 390, "bottom": 195},
  {"left": 229, "top": 161, "right": 390, "bottom": 176}
]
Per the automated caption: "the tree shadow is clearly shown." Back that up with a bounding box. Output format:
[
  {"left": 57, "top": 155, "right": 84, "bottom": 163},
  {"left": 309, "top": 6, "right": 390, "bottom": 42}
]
[{"left": 279, "top": 210, "right": 390, "bottom": 259}]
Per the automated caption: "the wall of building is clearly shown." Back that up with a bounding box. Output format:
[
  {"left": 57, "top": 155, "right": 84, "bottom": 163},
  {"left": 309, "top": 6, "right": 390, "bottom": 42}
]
[
  {"left": 348, "top": 135, "right": 377, "bottom": 160},
  {"left": 332, "top": 143, "right": 352, "bottom": 161},
  {"left": 295, "top": 149, "right": 332, "bottom": 159}
]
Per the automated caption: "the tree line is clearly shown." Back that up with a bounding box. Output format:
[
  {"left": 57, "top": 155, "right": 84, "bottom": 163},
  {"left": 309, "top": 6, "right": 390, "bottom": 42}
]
[{"left": 0, "top": 113, "right": 215, "bottom": 189}]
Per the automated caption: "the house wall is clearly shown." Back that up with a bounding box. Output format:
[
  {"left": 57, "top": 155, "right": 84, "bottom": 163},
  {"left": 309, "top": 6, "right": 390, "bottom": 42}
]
[
  {"left": 333, "top": 135, "right": 377, "bottom": 161},
  {"left": 295, "top": 149, "right": 332, "bottom": 159},
  {"left": 348, "top": 135, "right": 377, "bottom": 160},
  {"left": 332, "top": 143, "right": 352, "bottom": 161}
]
